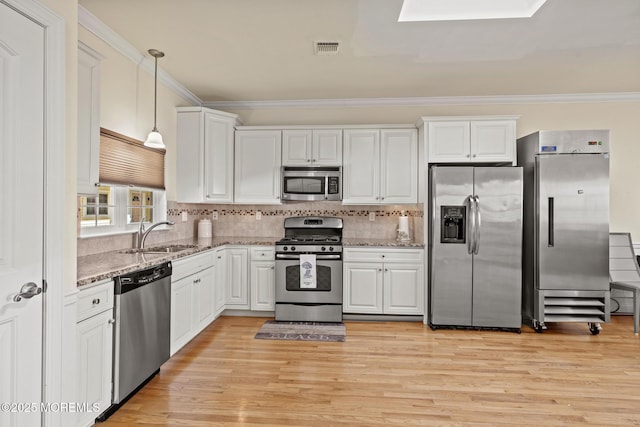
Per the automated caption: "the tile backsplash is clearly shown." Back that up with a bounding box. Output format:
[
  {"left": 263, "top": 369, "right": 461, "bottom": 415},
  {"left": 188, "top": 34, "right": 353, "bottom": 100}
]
[{"left": 78, "top": 200, "right": 424, "bottom": 257}]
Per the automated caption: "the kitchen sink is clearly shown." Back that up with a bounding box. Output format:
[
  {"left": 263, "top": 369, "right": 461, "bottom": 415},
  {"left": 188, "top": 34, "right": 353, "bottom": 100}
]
[{"left": 120, "top": 244, "right": 198, "bottom": 255}]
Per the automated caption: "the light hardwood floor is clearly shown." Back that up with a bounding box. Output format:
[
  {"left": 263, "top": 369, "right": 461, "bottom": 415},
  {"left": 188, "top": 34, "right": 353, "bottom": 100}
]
[{"left": 103, "top": 316, "right": 640, "bottom": 426}]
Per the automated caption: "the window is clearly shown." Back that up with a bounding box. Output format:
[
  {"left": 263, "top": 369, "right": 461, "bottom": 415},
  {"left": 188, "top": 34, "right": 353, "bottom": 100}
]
[
  {"left": 78, "top": 128, "right": 167, "bottom": 237},
  {"left": 79, "top": 185, "right": 166, "bottom": 236}
]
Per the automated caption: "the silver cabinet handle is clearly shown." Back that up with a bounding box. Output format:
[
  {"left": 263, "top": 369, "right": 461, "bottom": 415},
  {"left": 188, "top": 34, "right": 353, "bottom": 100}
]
[
  {"left": 108, "top": 318, "right": 115, "bottom": 325},
  {"left": 270, "top": 266, "right": 274, "bottom": 270},
  {"left": 13, "top": 282, "right": 42, "bottom": 302},
  {"left": 378, "top": 268, "right": 382, "bottom": 272},
  {"left": 385, "top": 268, "right": 388, "bottom": 272},
  {"left": 92, "top": 298, "right": 101, "bottom": 305},
  {"left": 466, "top": 154, "right": 470, "bottom": 158}
]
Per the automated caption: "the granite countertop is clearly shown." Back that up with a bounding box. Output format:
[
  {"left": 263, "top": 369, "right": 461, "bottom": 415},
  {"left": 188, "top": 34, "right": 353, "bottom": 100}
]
[
  {"left": 78, "top": 236, "right": 425, "bottom": 287},
  {"left": 343, "top": 238, "right": 425, "bottom": 248},
  {"left": 77, "top": 236, "right": 277, "bottom": 287}
]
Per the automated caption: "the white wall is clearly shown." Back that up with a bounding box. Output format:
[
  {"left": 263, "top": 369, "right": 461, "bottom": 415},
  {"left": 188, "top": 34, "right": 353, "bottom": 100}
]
[
  {"left": 222, "top": 101, "right": 640, "bottom": 238},
  {"left": 78, "top": 17, "right": 640, "bottom": 240},
  {"left": 78, "top": 26, "right": 193, "bottom": 202}
]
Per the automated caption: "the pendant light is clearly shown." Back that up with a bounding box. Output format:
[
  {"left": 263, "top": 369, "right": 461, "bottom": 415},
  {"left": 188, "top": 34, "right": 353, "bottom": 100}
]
[{"left": 144, "top": 48, "right": 166, "bottom": 149}]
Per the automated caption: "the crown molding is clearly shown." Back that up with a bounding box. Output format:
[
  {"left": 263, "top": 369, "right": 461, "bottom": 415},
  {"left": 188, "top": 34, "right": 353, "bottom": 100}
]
[
  {"left": 78, "top": 5, "right": 201, "bottom": 106},
  {"left": 203, "top": 92, "right": 640, "bottom": 110}
]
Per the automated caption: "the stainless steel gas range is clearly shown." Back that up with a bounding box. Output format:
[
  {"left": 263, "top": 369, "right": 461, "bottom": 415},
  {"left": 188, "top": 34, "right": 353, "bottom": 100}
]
[{"left": 275, "top": 216, "right": 343, "bottom": 322}]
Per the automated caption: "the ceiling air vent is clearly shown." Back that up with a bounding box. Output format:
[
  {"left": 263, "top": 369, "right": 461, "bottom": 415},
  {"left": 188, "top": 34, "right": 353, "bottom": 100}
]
[{"left": 314, "top": 41, "right": 340, "bottom": 55}]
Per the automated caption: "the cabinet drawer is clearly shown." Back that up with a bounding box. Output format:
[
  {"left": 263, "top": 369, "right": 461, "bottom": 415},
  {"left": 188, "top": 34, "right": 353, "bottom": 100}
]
[
  {"left": 344, "top": 248, "right": 424, "bottom": 263},
  {"left": 77, "top": 279, "right": 114, "bottom": 322},
  {"left": 251, "top": 246, "right": 275, "bottom": 261},
  {"left": 172, "top": 250, "right": 215, "bottom": 281}
]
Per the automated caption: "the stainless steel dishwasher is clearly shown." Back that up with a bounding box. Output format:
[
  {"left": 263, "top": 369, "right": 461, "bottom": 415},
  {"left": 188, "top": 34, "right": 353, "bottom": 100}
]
[{"left": 99, "top": 261, "right": 172, "bottom": 421}]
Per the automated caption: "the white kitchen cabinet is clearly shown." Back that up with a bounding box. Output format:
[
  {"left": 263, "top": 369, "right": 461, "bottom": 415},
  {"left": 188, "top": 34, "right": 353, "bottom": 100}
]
[
  {"left": 77, "top": 42, "right": 103, "bottom": 195},
  {"left": 250, "top": 246, "right": 275, "bottom": 311},
  {"left": 76, "top": 279, "right": 113, "bottom": 427},
  {"left": 234, "top": 130, "right": 282, "bottom": 204},
  {"left": 424, "top": 117, "right": 517, "bottom": 164},
  {"left": 176, "top": 107, "right": 239, "bottom": 203},
  {"left": 282, "top": 129, "right": 342, "bottom": 166},
  {"left": 342, "top": 128, "right": 418, "bottom": 204},
  {"left": 170, "top": 251, "right": 216, "bottom": 356},
  {"left": 343, "top": 248, "right": 424, "bottom": 315},
  {"left": 225, "top": 247, "right": 250, "bottom": 308}
]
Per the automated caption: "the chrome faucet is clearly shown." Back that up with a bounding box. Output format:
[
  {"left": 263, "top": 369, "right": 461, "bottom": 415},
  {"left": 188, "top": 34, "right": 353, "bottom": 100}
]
[{"left": 138, "top": 216, "right": 175, "bottom": 249}]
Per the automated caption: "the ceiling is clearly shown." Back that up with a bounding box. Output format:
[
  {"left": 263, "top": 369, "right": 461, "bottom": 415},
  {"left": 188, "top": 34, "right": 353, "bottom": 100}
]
[{"left": 78, "top": 0, "right": 640, "bottom": 104}]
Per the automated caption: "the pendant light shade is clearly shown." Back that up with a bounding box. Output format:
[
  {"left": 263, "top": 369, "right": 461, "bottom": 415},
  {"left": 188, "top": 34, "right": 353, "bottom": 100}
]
[{"left": 144, "top": 49, "right": 166, "bottom": 149}]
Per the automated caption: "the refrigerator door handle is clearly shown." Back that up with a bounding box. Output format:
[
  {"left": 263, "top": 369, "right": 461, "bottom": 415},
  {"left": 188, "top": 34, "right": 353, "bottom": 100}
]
[
  {"left": 466, "top": 195, "right": 475, "bottom": 255},
  {"left": 473, "top": 195, "right": 481, "bottom": 255},
  {"left": 548, "top": 197, "right": 554, "bottom": 247}
]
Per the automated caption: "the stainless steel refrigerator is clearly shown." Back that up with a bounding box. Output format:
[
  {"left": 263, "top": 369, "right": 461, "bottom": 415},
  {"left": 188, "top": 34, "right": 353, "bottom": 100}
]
[
  {"left": 429, "top": 166, "right": 523, "bottom": 331},
  {"left": 517, "top": 130, "right": 610, "bottom": 335}
]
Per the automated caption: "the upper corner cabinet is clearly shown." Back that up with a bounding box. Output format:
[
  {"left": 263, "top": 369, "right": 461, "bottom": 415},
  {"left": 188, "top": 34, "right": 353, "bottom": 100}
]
[
  {"left": 342, "top": 128, "right": 418, "bottom": 204},
  {"left": 176, "top": 107, "right": 240, "bottom": 203},
  {"left": 282, "top": 129, "right": 342, "bottom": 166},
  {"left": 424, "top": 117, "right": 518, "bottom": 164}
]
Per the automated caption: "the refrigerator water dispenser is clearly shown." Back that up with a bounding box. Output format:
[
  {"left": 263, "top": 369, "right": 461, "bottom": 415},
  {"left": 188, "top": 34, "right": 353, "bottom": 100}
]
[{"left": 441, "top": 206, "right": 466, "bottom": 244}]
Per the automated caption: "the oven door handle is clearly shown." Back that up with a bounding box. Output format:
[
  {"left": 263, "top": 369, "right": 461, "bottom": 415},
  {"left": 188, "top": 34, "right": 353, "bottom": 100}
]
[{"left": 276, "top": 253, "right": 342, "bottom": 260}]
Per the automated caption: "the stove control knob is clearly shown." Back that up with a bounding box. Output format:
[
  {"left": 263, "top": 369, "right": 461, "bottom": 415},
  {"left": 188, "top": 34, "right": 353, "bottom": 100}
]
[
  {"left": 321, "top": 246, "right": 326, "bottom": 251},
  {"left": 329, "top": 246, "right": 334, "bottom": 251},
  {"left": 291, "top": 246, "right": 296, "bottom": 252},
  {"left": 283, "top": 246, "right": 288, "bottom": 251}
]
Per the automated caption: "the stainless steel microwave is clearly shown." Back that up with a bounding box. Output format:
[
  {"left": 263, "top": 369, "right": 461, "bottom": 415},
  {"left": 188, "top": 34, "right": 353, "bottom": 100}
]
[{"left": 281, "top": 166, "right": 341, "bottom": 201}]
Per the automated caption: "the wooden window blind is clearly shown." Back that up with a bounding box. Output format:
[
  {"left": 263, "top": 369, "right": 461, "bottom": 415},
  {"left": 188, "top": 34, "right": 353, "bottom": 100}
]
[{"left": 99, "top": 128, "right": 165, "bottom": 189}]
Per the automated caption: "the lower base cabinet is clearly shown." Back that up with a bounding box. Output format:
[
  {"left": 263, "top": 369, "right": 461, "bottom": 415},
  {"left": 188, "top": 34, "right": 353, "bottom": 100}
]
[
  {"left": 76, "top": 280, "right": 113, "bottom": 427},
  {"left": 343, "top": 248, "right": 424, "bottom": 315},
  {"left": 170, "top": 251, "right": 216, "bottom": 356},
  {"left": 250, "top": 246, "right": 275, "bottom": 311}
]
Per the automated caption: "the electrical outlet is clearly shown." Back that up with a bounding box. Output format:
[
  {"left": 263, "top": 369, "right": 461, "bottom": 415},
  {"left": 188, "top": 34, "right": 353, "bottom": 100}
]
[
  {"left": 181, "top": 211, "right": 188, "bottom": 222},
  {"left": 256, "top": 211, "right": 262, "bottom": 220},
  {"left": 212, "top": 211, "right": 219, "bottom": 220},
  {"left": 369, "top": 212, "right": 375, "bottom": 221}
]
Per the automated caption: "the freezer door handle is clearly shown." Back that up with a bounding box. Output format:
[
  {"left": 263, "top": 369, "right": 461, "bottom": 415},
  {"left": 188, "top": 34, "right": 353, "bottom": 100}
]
[
  {"left": 465, "top": 195, "right": 475, "bottom": 255},
  {"left": 473, "top": 195, "right": 481, "bottom": 255},
  {"left": 548, "top": 197, "right": 554, "bottom": 247}
]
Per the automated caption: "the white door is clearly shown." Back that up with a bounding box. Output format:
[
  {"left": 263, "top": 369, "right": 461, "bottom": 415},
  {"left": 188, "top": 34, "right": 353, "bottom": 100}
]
[{"left": 0, "top": 4, "right": 45, "bottom": 427}]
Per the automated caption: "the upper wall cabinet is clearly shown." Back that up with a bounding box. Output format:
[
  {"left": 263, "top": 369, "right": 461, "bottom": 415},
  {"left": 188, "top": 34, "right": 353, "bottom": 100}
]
[
  {"left": 282, "top": 129, "right": 342, "bottom": 166},
  {"left": 422, "top": 116, "right": 518, "bottom": 164},
  {"left": 234, "top": 130, "right": 282, "bottom": 204},
  {"left": 342, "top": 128, "right": 418, "bottom": 204},
  {"left": 176, "top": 107, "right": 240, "bottom": 203},
  {"left": 77, "top": 42, "right": 104, "bottom": 195}
]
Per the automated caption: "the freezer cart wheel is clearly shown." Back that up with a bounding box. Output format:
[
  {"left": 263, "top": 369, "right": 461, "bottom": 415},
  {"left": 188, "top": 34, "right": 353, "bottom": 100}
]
[
  {"left": 589, "top": 323, "right": 601, "bottom": 335},
  {"left": 533, "top": 321, "right": 544, "bottom": 333}
]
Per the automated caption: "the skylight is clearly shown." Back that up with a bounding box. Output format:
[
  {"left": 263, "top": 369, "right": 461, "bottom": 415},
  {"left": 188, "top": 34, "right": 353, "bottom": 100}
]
[{"left": 398, "top": 0, "right": 547, "bottom": 22}]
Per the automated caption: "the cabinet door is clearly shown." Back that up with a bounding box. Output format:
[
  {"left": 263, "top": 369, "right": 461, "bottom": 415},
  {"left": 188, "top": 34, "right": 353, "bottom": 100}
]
[
  {"left": 214, "top": 249, "right": 226, "bottom": 316},
  {"left": 251, "top": 261, "right": 275, "bottom": 311},
  {"left": 383, "top": 263, "right": 424, "bottom": 315},
  {"left": 470, "top": 120, "right": 515, "bottom": 163},
  {"left": 77, "top": 43, "right": 102, "bottom": 195},
  {"left": 342, "top": 129, "right": 380, "bottom": 204},
  {"left": 204, "top": 112, "right": 235, "bottom": 202},
  {"left": 170, "top": 275, "right": 194, "bottom": 356},
  {"left": 380, "top": 129, "right": 418, "bottom": 204},
  {"left": 234, "top": 130, "right": 282, "bottom": 203},
  {"left": 427, "top": 121, "right": 471, "bottom": 163},
  {"left": 77, "top": 309, "right": 112, "bottom": 426},
  {"left": 196, "top": 267, "right": 216, "bottom": 332},
  {"left": 343, "top": 262, "right": 383, "bottom": 314},
  {"left": 226, "top": 248, "right": 249, "bottom": 307},
  {"left": 282, "top": 130, "right": 312, "bottom": 165},
  {"left": 312, "top": 129, "right": 342, "bottom": 165}
]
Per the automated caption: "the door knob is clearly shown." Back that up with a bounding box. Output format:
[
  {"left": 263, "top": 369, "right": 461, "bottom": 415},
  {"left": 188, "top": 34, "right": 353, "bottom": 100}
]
[{"left": 13, "top": 282, "right": 42, "bottom": 302}]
